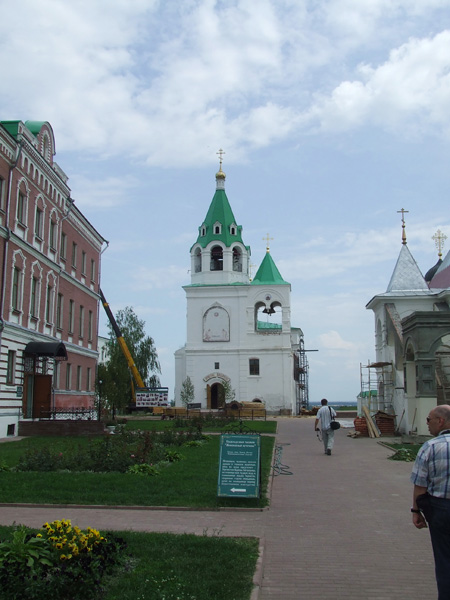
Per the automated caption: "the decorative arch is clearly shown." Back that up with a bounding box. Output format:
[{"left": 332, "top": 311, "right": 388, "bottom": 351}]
[
  {"left": 210, "top": 245, "right": 223, "bottom": 271},
  {"left": 203, "top": 304, "right": 230, "bottom": 341},
  {"left": 11, "top": 250, "right": 26, "bottom": 314},
  {"left": 194, "top": 246, "right": 202, "bottom": 273},
  {"left": 254, "top": 295, "right": 282, "bottom": 332},
  {"left": 232, "top": 245, "right": 242, "bottom": 272},
  {"left": 203, "top": 372, "right": 230, "bottom": 409}
]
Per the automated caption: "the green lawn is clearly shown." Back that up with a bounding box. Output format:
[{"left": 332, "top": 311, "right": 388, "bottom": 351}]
[
  {"left": 0, "top": 525, "right": 259, "bottom": 600},
  {"left": 0, "top": 435, "right": 274, "bottom": 508}
]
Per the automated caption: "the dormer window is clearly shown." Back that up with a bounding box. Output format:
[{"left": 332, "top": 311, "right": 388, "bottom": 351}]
[
  {"left": 213, "top": 222, "right": 222, "bottom": 235},
  {"left": 201, "top": 225, "right": 206, "bottom": 236},
  {"left": 230, "top": 226, "right": 236, "bottom": 235}
]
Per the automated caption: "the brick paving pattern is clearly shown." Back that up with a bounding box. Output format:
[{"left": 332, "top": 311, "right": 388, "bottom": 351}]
[{"left": 0, "top": 418, "right": 437, "bottom": 599}]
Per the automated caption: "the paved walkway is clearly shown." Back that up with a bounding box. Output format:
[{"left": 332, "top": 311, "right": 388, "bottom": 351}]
[{"left": 0, "top": 418, "right": 437, "bottom": 599}]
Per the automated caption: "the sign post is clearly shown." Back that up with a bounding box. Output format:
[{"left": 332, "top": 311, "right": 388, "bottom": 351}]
[{"left": 217, "top": 434, "right": 261, "bottom": 498}]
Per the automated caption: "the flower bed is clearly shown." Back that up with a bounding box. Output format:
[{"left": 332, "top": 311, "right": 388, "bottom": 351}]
[{"left": 0, "top": 520, "right": 127, "bottom": 600}]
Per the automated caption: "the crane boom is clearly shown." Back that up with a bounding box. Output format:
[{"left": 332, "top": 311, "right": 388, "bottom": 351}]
[{"left": 99, "top": 288, "right": 146, "bottom": 390}]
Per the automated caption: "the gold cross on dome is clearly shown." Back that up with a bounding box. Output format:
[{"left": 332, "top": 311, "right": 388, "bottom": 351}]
[
  {"left": 432, "top": 229, "right": 447, "bottom": 259},
  {"left": 263, "top": 233, "right": 274, "bottom": 252},
  {"left": 397, "top": 208, "right": 409, "bottom": 245},
  {"left": 216, "top": 148, "right": 225, "bottom": 170}
]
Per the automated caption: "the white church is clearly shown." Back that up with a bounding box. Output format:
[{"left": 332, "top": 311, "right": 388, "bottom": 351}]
[
  {"left": 366, "top": 215, "right": 450, "bottom": 436},
  {"left": 174, "top": 159, "right": 306, "bottom": 415}
]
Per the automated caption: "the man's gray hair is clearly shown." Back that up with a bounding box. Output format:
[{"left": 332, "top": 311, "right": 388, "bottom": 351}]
[{"left": 434, "top": 404, "right": 450, "bottom": 424}]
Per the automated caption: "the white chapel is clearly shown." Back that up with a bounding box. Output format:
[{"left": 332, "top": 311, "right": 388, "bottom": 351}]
[{"left": 174, "top": 159, "right": 306, "bottom": 414}]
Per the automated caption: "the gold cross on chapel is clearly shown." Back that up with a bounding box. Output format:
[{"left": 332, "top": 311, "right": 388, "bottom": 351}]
[
  {"left": 263, "top": 233, "right": 273, "bottom": 252},
  {"left": 216, "top": 148, "right": 225, "bottom": 170},
  {"left": 432, "top": 229, "right": 447, "bottom": 259},
  {"left": 397, "top": 208, "right": 409, "bottom": 245}
]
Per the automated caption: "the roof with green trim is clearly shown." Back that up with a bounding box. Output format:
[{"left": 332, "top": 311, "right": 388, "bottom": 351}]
[
  {"left": 1, "top": 120, "right": 21, "bottom": 137},
  {"left": 252, "top": 251, "right": 289, "bottom": 285},
  {"left": 193, "top": 186, "right": 245, "bottom": 249},
  {"left": 25, "top": 121, "right": 48, "bottom": 136}
]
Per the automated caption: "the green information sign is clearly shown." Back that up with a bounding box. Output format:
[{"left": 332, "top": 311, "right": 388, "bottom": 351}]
[{"left": 217, "top": 434, "right": 261, "bottom": 498}]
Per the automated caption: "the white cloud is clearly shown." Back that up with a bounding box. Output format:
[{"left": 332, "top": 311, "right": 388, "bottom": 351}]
[
  {"left": 318, "top": 330, "right": 357, "bottom": 350},
  {"left": 1, "top": 1, "right": 450, "bottom": 165},
  {"left": 131, "top": 265, "right": 188, "bottom": 291},
  {"left": 70, "top": 175, "right": 139, "bottom": 209},
  {"left": 307, "top": 30, "right": 450, "bottom": 137}
]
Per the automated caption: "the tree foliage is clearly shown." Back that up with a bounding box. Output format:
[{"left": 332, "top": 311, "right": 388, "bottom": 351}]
[
  {"left": 180, "top": 376, "right": 195, "bottom": 407},
  {"left": 98, "top": 306, "right": 160, "bottom": 416},
  {"left": 221, "top": 380, "right": 236, "bottom": 405}
]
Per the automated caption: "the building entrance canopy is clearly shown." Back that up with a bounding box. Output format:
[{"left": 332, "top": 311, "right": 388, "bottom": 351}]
[{"left": 24, "top": 341, "right": 68, "bottom": 360}]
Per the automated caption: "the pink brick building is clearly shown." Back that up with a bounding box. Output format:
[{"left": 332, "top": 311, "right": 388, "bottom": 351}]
[{"left": 0, "top": 120, "right": 107, "bottom": 436}]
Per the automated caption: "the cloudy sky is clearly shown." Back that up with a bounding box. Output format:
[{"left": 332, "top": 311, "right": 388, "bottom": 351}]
[{"left": 2, "top": 0, "right": 450, "bottom": 405}]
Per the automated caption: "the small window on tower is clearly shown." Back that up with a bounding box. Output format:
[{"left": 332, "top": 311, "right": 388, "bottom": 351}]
[
  {"left": 201, "top": 226, "right": 206, "bottom": 236},
  {"left": 249, "top": 358, "right": 260, "bottom": 376},
  {"left": 215, "top": 362, "right": 220, "bottom": 370}
]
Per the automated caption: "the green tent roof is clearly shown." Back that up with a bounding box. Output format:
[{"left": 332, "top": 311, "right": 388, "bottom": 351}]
[
  {"left": 194, "top": 188, "right": 245, "bottom": 249},
  {"left": 252, "top": 252, "right": 289, "bottom": 285}
]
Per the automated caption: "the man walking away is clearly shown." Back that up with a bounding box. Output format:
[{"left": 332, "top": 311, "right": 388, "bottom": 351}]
[
  {"left": 411, "top": 404, "right": 450, "bottom": 600},
  {"left": 315, "top": 398, "right": 337, "bottom": 455}
]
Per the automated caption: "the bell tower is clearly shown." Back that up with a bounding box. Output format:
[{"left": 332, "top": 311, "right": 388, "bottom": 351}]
[{"left": 190, "top": 151, "right": 250, "bottom": 285}]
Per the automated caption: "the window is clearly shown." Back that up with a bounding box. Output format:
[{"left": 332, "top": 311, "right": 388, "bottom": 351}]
[
  {"left": 72, "top": 242, "right": 77, "bottom": 268},
  {"left": 88, "top": 310, "right": 93, "bottom": 341},
  {"left": 249, "top": 358, "right": 260, "bottom": 376},
  {"left": 30, "top": 277, "right": 38, "bottom": 317},
  {"left": 87, "top": 367, "right": 92, "bottom": 392},
  {"left": 66, "top": 363, "right": 72, "bottom": 390},
  {"left": 69, "top": 300, "right": 74, "bottom": 333},
  {"left": 79, "top": 306, "right": 84, "bottom": 338},
  {"left": 6, "top": 350, "right": 16, "bottom": 384},
  {"left": 45, "top": 284, "right": 52, "bottom": 322},
  {"left": 60, "top": 232, "right": 67, "bottom": 259},
  {"left": 49, "top": 220, "right": 56, "bottom": 249},
  {"left": 210, "top": 246, "right": 223, "bottom": 271},
  {"left": 0, "top": 177, "right": 4, "bottom": 210},
  {"left": 56, "top": 293, "right": 63, "bottom": 329},
  {"left": 90, "top": 259, "right": 96, "bottom": 282},
  {"left": 194, "top": 248, "right": 202, "bottom": 273},
  {"left": 76, "top": 366, "right": 82, "bottom": 391},
  {"left": 81, "top": 251, "right": 86, "bottom": 275},
  {"left": 215, "top": 362, "right": 220, "bottom": 370},
  {"left": 34, "top": 207, "right": 43, "bottom": 238},
  {"left": 12, "top": 267, "right": 21, "bottom": 311},
  {"left": 17, "top": 192, "right": 25, "bottom": 224},
  {"left": 233, "top": 247, "right": 242, "bottom": 272},
  {"left": 54, "top": 362, "right": 60, "bottom": 389}
]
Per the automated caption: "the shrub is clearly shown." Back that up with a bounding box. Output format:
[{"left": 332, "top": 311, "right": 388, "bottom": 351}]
[
  {"left": 0, "top": 520, "right": 127, "bottom": 600},
  {"left": 126, "top": 463, "right": 160, "bottom": 476},
  {"left": 388, "top": 448, "right": 416, "bottom": 462}
]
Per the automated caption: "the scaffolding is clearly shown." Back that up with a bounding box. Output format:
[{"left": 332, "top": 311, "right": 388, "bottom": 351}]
[
  {"left": 359, "top": 361, "right": 394, "bottom": 414},
  {"left": 295, "top": 337, "right": 310, "bottom": 413}
]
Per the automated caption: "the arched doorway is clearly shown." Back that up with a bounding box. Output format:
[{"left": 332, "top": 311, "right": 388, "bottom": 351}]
[{"left": 210, "top": 382, "right": 224, "bottom": 409}]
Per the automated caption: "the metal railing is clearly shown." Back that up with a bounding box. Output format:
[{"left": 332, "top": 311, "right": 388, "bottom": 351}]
[{"left": 39, "top": 407, "right": 98, "bottom": 421}]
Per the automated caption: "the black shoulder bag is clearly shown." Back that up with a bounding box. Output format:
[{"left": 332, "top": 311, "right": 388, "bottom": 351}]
[{"left": 329, "top": 406, "right": 340, "bottom": 430}]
